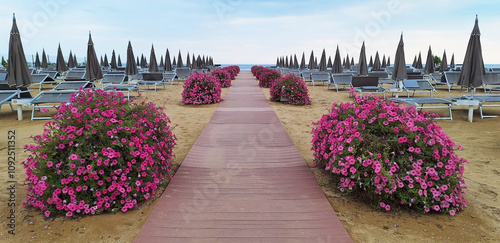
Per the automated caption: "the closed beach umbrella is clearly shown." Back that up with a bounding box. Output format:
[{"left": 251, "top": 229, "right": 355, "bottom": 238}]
[
  {"left": 164, "top": 49, "right": 172, "bottom": 71},
  {"left": 319, "top": 49, "right": 327, "bottom": 72},
  {"left": 136, "top": 56, "right": 140, "bottom": 67},
  {"left": 381, "top": 55, "right": 387, "bottom": 68},
  {"left": 177, "top": 51, "right": 183, "bottom": 68},
  {"left": 332, "top": 45, "right": 343, "bottom": 73},
  {"left": 35, "top": 52, "right": 41, "bottom": 69},
  {"left": 392, "top": 33, "right": 407, "bottom": 81},
  {"left": 300, "top": 52, "right": 306, "bottom": 70},
  {"left": 100, "top": 56, "right": 104, "bottom": 67},
  {"left": 192, "top": 54, "right": 196, "bottom": 68},
  {"left": 450, "top": 53, "right": 455, "bottom": 69},
  {"left": 85, "top": 32, "right": 103, "bottom": 81},
  {"left": 41, "top": 49, "right": 48, "bottom": 68},
  {"left": 140, "top": 54, "right": 147, "bottom": 69},
  {"left": 327, "top": 56, "right": 332, "bottom": 69},
  {"left": 412, "top": 55, "right": 417, "bottom": 68},
  {"left": 285, "top": 56, "right": 289, "bottom": 68},
  {"left": 125, "top": 41, "right": 138, "bottom": 75},
  {"left": 110, "top": 50, "right": 117, "bottom": 69},
  {"left": 159, "top": 55, "right": 164, "bottom": 67},
  {"left": 441, "top": 50, "right": 448, "bottom": 71},
  {"left": 294, "top": 54, "right": 299, "bottom": 69},
  {"left": 308, "top": 50, "right": 315, "bottom": 69},
  {"left": 458, "top": 15, "right": 485, "bottom": 92},
  {"left": 186, "top": 52, "right": 191, "bottom": 68},
  {"left": 345, "top": 53, "right": 351, "bottom": 70},
  {"left": 56, "top": 44, "right": 68, "bottom": 72},
  {"left": 357, "top": 41, "right": 368, "bottom": 76},
  {"left": 369, "top": 55, "right": 373, "bottom": 68},
  {"left": 103, "top": 54, "right": 110, "bottom": 68},
  {"left": 415, "top": 52, "right": 423, "bottom": 70},
  {"left": 387, "top": 57, "right": 390, "bottom": 67},
  {"left": 7, "top": 14, "right": 32, "bottom": 88},
  {"left": 118, "top": 54, "right": 122, "bottom": 67},
  {"left": 425, "top": 46, "right": 434, "bottom": 74},
  {"left": 149, "top": 44, "right": 159, "bottom": 72},
  {"left": 373, "top": 51, "right": 381, "bottom": 70},
  {"left": 351, "top": 57, "right": 355, "bottom": 67},
  {"left": 73, "top": 54, "right": 77, "bottom": 67},
  {"left": 67, "top": 50, "right": 75, "bottom": 68},
  {"left": 172, "top": 56, "right": 176, "bottom": 67}
]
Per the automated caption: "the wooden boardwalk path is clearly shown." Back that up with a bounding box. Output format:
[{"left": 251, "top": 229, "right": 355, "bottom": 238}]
[{"left": 134, "top": 71, "right": 352, "bottom": 242}]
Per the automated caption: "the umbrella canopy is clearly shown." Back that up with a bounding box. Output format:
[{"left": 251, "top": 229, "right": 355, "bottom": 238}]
[
  {"left": 373, "top": 51, "right": 381, "bottom": 70},
  {"left": 35, "top": 52, "right": 41, "bottom": 69},
  {"left": 415, "top": 52, "right": 423, "bottom": 69},
  {"left": 332, "top": 45, "right": 343, "bottom": 73},
  {"left": 140, "top": 54, "right": 147, "bottom": 69},
  {"left": 56, "top": 44, "right": 68, "bottom": 72},
  {"left": 103, "top": 54, "right": 109, "bottom": 68},
  {"left": 425, "top": 46, "right": 434, "bottom": 74},
  {"left": 172, "top": 56, "right": 176, "bottom": 67},
  {"left": 73, "top": 54, "right": 77, "bottom": 67},
  {"left": 345, "top": 53, "right": 351, "bottom": 70},
  {"left": 412, "top": 55, "right": 417, "bottom": 67},
  {"left": 368, "top": 55, "right": 373, "bottom": 67},
  {"left": 441, "top": 50, "right": 448, "bottom": 71},
  {"left": 125, "top": 41, "right": 138, "bottom": 75},
  {"left": 41, "top": 49, "right": 48, "bottom": 68},
  {"left": 351, "top": 57, "right": 355, "bottom": 66},
  {"left": 308, "top": 50, "right": 315, "bottom": 69},
  {"left": 319, "top": 49, "right": 327, "bottom": 72},
  {"left": 458, "top": 15, "right": 485, "bottom": 90},
  {"left": 300, "top": 52, "right": 306, "bottom": 69},
  {"left": 450, "top": 53, "right": 455, "bottom": 69},
  {"left": 149, "top": 44, "right": 159, "bottom": 72},
  {"left": 159, "top": 55, "right": 164, "bottom": 67},
  {"left": 67, "top": 50, "right": 75, "bottom": 68},
  {"left": 136, "top": 56, "right": 140, "bottom": 66},
  {"left": 165, "top": 49, "right": 172, "bottom": 71},
  {"left": 392, "top": 33, "right": 407, "bottom": 81},
  {"left": 7, "top": 13, "right": 32, "bottom": 88},
  {"left": 387, "top": 56, "right": 391, "bottom": 67},
  {"left": 177, "top": 51, "right": 183, "bottom": 68},
  {"left": 186, "top": 52, "right": 191, "bottom": 68},
  {"left": 327, "top": 56, "right": 332, "bottom": 69},
  {"left": 85, "top": 32, "right": 103, "bottom": 81},
  {"left": 118, "top": 54, "right": 122, "bottom": 67},
  {"left": 357, "top": 42, "right": 368, "bottom": 76},
  {"left": 192, "top": 54, "right": 196, "bottom": 68},
  {"left": 293, "top": 54, "right": 299, "bottom": 69},
  {"left": 285, "top": 56, "right": 289, "bottom": 68},
  {"left": 110, "top": 50, "right": 117, "bottom": 69},
  {"left": 381, "top": 55, "right": 387, "bottom": 68},
  {"left": 100, "top": 56, "right": 104, "bottom": 67}
]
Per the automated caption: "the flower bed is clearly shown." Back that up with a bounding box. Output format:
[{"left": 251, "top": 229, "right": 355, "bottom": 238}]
[
  {"left": 270, "top": 73, "right": 311, "bottom": 105},
  {"left": 22, "top": 88, "right": 176, "bottom": 217},
  {"left": 211, "top": 68, "right": 232, "bottom": 88},
  {"left": 256, "top": 68, "right": 281, "bottom": 88},
  {"left": 222, "top": 66, "right": 240, "bottom": 80},
  {"left": 182, "top": 71, "right": 223, "bottom": 105},
  {"left": 311, "top": 94, "right": 468, "bottom": 215}
]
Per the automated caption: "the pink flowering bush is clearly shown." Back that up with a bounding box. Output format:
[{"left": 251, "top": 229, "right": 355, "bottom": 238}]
[
  {"left": 222, "top": 66, "right": 240, "bottom": 80},
  {"left": 311, "top": 94, "right": 468, "bottom": 215},
  {"left": 257, "top": 68, "right": 281, "bottom": 88},
  {"left": 182, "top": 71, "right": 223, "bottom": 105},
  {"left": 251, "top": 65, "right": 265, "bottom": 77},
  {"left": 211, "top": 69, "right": 232, "bottom": 88},
  {"left": 270, "top": 74, "right": 311, "bottom": 105},
  {"left": 22, "top": 88, "right": 176, "bottom": 217}
]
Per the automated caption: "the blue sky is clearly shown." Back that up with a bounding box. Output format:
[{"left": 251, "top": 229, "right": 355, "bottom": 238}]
[{"left": 1, "top": 0, "right": 500, "bottom": 65}]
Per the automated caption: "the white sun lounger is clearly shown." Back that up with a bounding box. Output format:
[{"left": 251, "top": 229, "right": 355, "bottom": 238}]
[
  {"left": 328, "top": 73, "right": 353, "bottom": 92},
  {"left": 394, "top": 97, "right": 453, "bottom": 120},
  {"left": 30, "top": 90, "right": 77, "bottom": 120}
]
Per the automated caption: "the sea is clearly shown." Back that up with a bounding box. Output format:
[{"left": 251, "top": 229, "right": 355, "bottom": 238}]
[{"left": 221, "top": 64, "right": 500, "bottom": 71}]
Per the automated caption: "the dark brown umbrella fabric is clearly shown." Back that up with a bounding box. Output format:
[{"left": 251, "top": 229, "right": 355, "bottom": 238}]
[
  {"left": 392, "top": 33, "right": 407, "bottom": 81},
  {"left": 319, "top": 49, "right": 327, "bottom": 72},
  {"left": 149, "top": 44, "right": 159, "bottom": 72},
  {"left": 458, "top": 15, "right": 485, "bottom": 90},
  {"left": 357, "top": 42, "right": 368, "bottom": 76},
  {"left": 332, "top": 45, "right": 342, "bottom": 73},
  {"left": 35, "top": 52, "right": 41, "bottom": 69},
  {"left": 7, "top": 13, "right": 32, "bottom": 88},
  {"left": 165, "top": 49, "right": 172, "bottom": 71},
  {"left": 85, "top": 32, "right": 103, "bottom": 81},
  {"left": 425, "top": 46, "right": 434, "bottom": 74},
  {"left": 41, "top": 49, "right": 48, "bottom": 68},
  {"left": 110, "top": 50, "right": 117, "bottom": 69},
  {"left": 177, "top": 51, "right": 183, "bottom": 68},
  {"left": 125, "top": 41, "right": 138, "bottom": 75},
  {"left": 56, "top": 44, "right": 68, "bottom": 72}
]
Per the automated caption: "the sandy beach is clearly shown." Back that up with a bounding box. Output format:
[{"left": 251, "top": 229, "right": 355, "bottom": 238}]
[{"left": 1, "top": 72, "right": 499, "bottom": 242}]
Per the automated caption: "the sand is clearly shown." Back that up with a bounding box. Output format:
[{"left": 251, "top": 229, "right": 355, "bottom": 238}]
[{"left": 0, "top": 73, "right": 499, "bottom": 242}]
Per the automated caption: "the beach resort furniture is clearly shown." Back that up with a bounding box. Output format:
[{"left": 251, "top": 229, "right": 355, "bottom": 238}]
[
  {"left": 482, "top": 72, "right": 500, "bottom": 93},
  {"left": 402, "top": 79, "right": 436, "bottom": 97},
  {"left": 450, "top": 94, "right": 500, "bottom": 120},
  {"left": 301, "top": 70, "right": 312, "bottom": 83},
  {"left": 368, "top": 71, "right": 392, "bottom": 85},
  {"left": 0, "top": 89, "right": 32, "bottom": 113},
  {"left": 131, "top": 73, "right": 165, "bottom": 91},
  {"left": 393, "top": 97, "right": 453, "bottom": 120},
  {"left": 350, "top": 76, "right": 386, "bottom": 97},
  {"left": 100, "top": 73, "right": 138, "bottom": 99},
  {"left": 430, "top": 71, "right": 459, "bottom": 92},
  {"left": 39, "top": 70, "right": 59, "bottom": 80},
  {"left": 30, "top": 90, "right": 77, "bottom": 120},
  {"left": 52, "top": 80, "right": 93, "bottom": 91},
  {"left": 163, "top": 72, "right": 177, "bottom": 85},
  {"left": 0, "top": 72, "right": 7, "bottom": 81},
  {"left": 310, "top": 71, "right": 330, "bottom": 86},
  {"left": 175, "top": 67, "right": 192, "bottom": 81},
  {"left": 30, "top": 73, "right": 58, "bottom": 91},
  {"left": 64, "top": 68, "right": 86, "bottom": 80},
  {"left": 328, "top": 73, "right": 353, "bottom": 91}
]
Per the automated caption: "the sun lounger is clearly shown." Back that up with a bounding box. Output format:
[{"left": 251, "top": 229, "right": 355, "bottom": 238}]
[
  {"left": 402, "top": 79, "right": 436, "bottom": 97},
  {"left": 482, "top": 72, "right": 500, "bottom": 93},
  {"left": 328, "top": 73, "right": 353, "bottom": 92},
  {"left": 368, "top": 71, "right": 392, "bottom": 85},
  {"left": 458, "top": 94, "right": 500, "bottom": 119},
  {"left": 131, "top": 73, "right": 165, "bottom": 91},
  {"left": 64, "top": 69, "right": 86, "bottom": 80},
  {"left": 30, "top": 90, "right": 77, "bottom": 120},
  {"left": 301, "top": 70, "right": 312, "bottom": 83},
  {"left": 99, "top": 73, "right": 138, "bottom": 99},
  {"left": 100, "top": 74, "right": 128, "bottom": 86},
  {"left": 310, "top": 72, "right": 330, "bottom": 86},
  {"left": 175, "top": 67, "right": 192, "bottom": 81},
  {"left": 430, "top": 72, "right": 459, "bottom": 92},
  {"left": 30, "top": 73, "right": 58, "bottom": 91},
  {"left": 0, "top": 72, "right": 8, "bottom": 81},
  {"left": 39, "top": 70, "right": 59, "bottom": 80},
  {"left": 52, "top": 81, "right": 93, "bottom": 91},
  {"left": 163, "top": 73, "right": 177, "bottom": 85},
  {"left": 351, "top": 76, "right": 386, "bottom": 97},
  {"left": 394, "top": 97, "right": 453, "bottom": 120}
]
